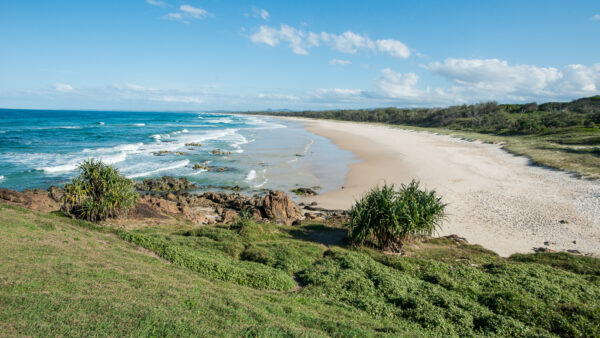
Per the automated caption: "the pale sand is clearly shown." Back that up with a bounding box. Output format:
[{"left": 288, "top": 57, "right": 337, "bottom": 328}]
[{"left": 283, "top": 117, "right": 600, "bottom": 257}]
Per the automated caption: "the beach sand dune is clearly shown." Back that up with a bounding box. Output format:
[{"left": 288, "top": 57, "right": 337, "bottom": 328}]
[{"left": 289, "top": 118, "right": 600, "bottom": 257}]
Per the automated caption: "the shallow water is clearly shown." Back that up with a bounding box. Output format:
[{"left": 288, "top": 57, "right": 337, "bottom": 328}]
[{"left": 0, "top": 109, "right": 354, "bottom": 194}]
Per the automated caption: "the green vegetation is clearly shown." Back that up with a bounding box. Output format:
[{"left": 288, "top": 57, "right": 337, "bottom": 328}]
[
  {"left": 1, "top": 202, "right": 599, "bottom": 336},
  {"left": 62, "top": 159, "right": 138, "bottom": 221},
  {"left": 348, "top": 181, "right": 446, "bottom": 251},
  {"left": 250, "top": 95, "right": 600, "bottom": 178}
]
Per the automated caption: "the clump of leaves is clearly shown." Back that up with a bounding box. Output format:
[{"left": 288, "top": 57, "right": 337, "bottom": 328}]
[
  {"left": 62, "top": 159, "right": 138, "bottom": 222},
  {"left": 348, "top": 180, "right": 446, "bottom": 251}
]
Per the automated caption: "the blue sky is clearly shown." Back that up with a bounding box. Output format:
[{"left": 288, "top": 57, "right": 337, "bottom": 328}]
[{"left": 0, "top": 0, "right": 599, "bottom": 110}]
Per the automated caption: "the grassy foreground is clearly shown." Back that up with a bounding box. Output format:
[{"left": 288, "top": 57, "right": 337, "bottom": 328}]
[{"left": 1, "top": 203, "right": 599, "bottom": 336}]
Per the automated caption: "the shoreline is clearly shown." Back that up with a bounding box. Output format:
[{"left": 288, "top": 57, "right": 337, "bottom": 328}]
[{"left": 280, "top": 117, "right": 600, "bottom": 257}]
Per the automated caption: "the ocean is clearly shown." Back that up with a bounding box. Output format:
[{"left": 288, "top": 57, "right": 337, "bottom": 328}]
[{"left": 0, "top": 109, "right": 354, "bottom": 194}]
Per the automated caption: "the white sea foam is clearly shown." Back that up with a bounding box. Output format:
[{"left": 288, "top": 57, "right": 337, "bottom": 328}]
[
  {"left": 83, "top": 142, "right": 143, "bottom": 154},
  {"left": 0, "top": 175, "right": 5, "bottom": 182},
  {"left": 97, "top": 122, "right": 104, "bottom": 125},
  {"left": 245, "top": 170, "right": 257, "bottom": 181},
  {"left": 207, "top": 117, "right": 233, "bottom": 124},
  {"left": 133, "top": 123, "right": 145, "bottom": 126},
  {"left": 150, "top": 134, "right": 161, "bottom": 141},
  {"left": 189, "top": 169, "right": 207, "bottom": 175},
  {"left": 39, "top": 151, "right": 128, "bottom": 174},
  {"left": 254, "top": 179, "right": 268, "bottom": 188},
  {"left": 127, "top": 159, "right": 190, "bottom": 178},
  {"left": 40, "top": 163, "right": 79, "bottom": 173}
]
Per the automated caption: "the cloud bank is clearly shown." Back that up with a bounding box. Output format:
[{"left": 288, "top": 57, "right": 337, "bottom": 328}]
[{"left": 250, "top": 24, "right": 410, "bottom": 58}]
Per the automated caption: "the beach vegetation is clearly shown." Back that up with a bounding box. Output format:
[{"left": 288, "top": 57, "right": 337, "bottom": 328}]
[
  {"left": 62, "top": 159, "right": 138, "bottom": 222},
  {"left": 348, "top": 180, "right": 446, "bottom": 251},
  {"left": 0, "top": 204, "right": 600, "bottom": 337},
  {"left": 1, "top": 204, "right": 599, "bottom": 336}
]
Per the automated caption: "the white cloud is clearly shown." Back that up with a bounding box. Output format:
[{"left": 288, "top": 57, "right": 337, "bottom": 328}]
[
  {"left": 146, "top": 0, "right": 165, "bottom": 6},
  {"left": 375, "top": 39, "right": 410, "bottom": 59},
  {"left": 250, "top": 24, "right": 308, "bottom": 55},
  {"left": 257, "top": 93, "right": 298, "bottom": 100},
  {"left": 592, "top": 14, "right": 600, "bottom": 21},
  {"left": 165, "top": 4, "right": 210, "bottom": 23},
  {"left": 250, "top": 24, "right": 410, "bottom": 58},
  {"left": 425, "top": 58, "right": 600, "bottom": 100},
  {"left": 259, "top": 9, "right": 270, "bottom": 20},
  {"left": 376, "top": 69, "right": 424, "bottom": 99},
  {"left": 180, "top": 4, "right": 208, "bottom": 18},
  {"left": 251, "top": 7, "right": 269, "bottom": 20},
  {"left": 311, "top": 88, "right": 366, "bottom": 103},
  {"left": 53, "top": 83, "right": 74, "bottom": 93},
  {"left": 152, "top": 95, "right": 203, "bottom": 103},
  {"left": 329, "top": 58, "right": 351, "bottom": 66}
]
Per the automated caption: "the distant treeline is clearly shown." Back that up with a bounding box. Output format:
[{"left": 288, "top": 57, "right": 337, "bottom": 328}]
[{"left": 249, "top": 96, "right": 600, "bottom": 135}]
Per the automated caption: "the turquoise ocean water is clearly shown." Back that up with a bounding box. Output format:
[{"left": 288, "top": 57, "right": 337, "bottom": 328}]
[{"left": 0, "top": 109, "right": 354, "bottom": 194}]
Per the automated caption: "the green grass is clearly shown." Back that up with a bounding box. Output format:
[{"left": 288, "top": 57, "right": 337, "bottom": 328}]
[{"left": 1, "top": 203, "right": 599, "bottom": 336}]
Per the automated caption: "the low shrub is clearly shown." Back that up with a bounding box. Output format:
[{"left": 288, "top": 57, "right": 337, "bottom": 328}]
[
  {"left": 62, "top": 159, "right": 138, "bottom": 221},
  {"left": 117, "top": 230, "right": 296, "bottom": 291},
  {"left": 348, "top": 180, "right": 446, "bottom": 251}
]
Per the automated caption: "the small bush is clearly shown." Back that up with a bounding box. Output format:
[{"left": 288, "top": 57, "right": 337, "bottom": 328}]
[
  {"left": 348, "top": 180, "right": 446, "bottom": 251},
  {"left": 62, "top": 159, "right": 138, "bottom": 222}
]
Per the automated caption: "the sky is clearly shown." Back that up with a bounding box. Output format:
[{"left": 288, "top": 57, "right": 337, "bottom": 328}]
[{"left": 0, "top": 0, "right": 599, "bottom": 111}]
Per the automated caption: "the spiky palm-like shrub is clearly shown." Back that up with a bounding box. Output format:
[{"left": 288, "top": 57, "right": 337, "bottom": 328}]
[
  {"left": 348, "top": 180, "right": 446, "bottom": 251},
  {"left": 62, "top": 159, "right": 138, "bottom": 222}
]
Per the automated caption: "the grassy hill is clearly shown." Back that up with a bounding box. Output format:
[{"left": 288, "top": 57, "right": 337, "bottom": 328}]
[{"left": 1, "top": 203, "right": 599, "bottom": 336}]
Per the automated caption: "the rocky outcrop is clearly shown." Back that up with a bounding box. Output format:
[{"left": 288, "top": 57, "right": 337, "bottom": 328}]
[
  {"left": 135, "top": 176, "right": 197, "bottom": 192},
  {"left": 188, "top": 190, "right": 302, "bottom": 225},
  {"left": 291, "top": 187, "right": 318, "bottom": 196},
  {"left": 255, "top": 191, "right": 302, "bottom": 225},
  {"left": 133, "top": 195, "right": 207, "bottom": 224},
  {"left": 0, "top": 188, "right": 60, "bottom": 212},
  {"left": 47, "top": 186, "right": 65, "bottom": 203}
]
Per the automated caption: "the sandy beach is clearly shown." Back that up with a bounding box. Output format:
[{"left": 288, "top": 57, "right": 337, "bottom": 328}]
[{"left": 285, "top": 118, "right": 600, "bottom": 257}]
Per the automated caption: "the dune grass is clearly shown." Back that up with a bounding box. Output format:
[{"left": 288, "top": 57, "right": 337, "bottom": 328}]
[{"left": 1, "top": 203, "right": 599, "bottom": 336}]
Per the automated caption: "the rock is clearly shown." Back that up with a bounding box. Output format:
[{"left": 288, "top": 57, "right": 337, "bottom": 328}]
[
  {"left": 24, "top": 188, "right": 47, "bottom": 195},
  {"left": 0, "top": 188, "right": 59, "bottom": 212},
  {"left": 220, "top": 209, "right": 238, "bottom": 223},
  {"left": 211, "top": 149, "right": 232, "bottom": 155},
  {"left": 0, "top": 188, "right": 30, "bottom": 204},
  {"left": 573, "top": 240, "right": 577, "bottom": 244},
  {"left": 543, "top": 241, "right": 556, "bottom": 246},
  {"left": 567, "top": 249, "right": 581, "bottom": 254},
  {"left": 559, "top": 220, "right": 569, "bottom": 224},
  {"left": 175, "top": 152, "right": 188, "bottom": 156},
  {"left": 533, "top": 247, "right": 554, "bottom": 253},
  {"left": 310, "top": 201, "right": 318, "bottom": 206},
  {"left": 292, "top": 219, "right": 302, "bottom": 226},
  {"left": 185, "top": 142, "right": 203, "bottom": 147},
  {"left": 216, "top": 167, "right": 229, "bottom": 172},
  {"left": 152, "top": 150, "right": 172, "bottom": 156},
  {"left": 164, "top": 193, "right": 177, "bottom": 201},
  {"left": 291, "top": 187, "right": 317, "bottom": 196},
  {"left": 193, "top": 164, "right": 214, "bottom": 171},
  {"left": 135, "top": 176, "right": 197, "bottom": 192},
  {"left": 180, "top": 204, "right": 207, "bottom": 224},
  {"left": 137, "top": 195, "right": 180, "bottom": 215},
  {"left": 304, "top": 205, "right": 326, "bottom": 212},
  {"left": 129, "top": 202, "right": 168, "bottom": 219},
  {"left": 256, "top": 190, "right": 302, "bottom": 225},
  {"left": 47, "top": 185, "right": 65, "bottom": 202}
]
